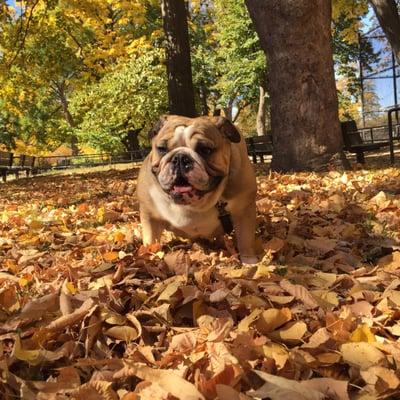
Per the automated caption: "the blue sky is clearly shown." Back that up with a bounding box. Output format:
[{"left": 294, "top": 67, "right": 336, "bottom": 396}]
[{"left": 361, "top": 7, "right": 399, "bottom": 110}]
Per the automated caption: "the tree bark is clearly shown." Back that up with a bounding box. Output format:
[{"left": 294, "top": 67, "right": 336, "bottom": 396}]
[
  {"left": 161, "top": 0, "right": 196, "bottom": 117},
  {"left": 245, "top": 0, "right": 343, "bottom": 171},
  {"left": 369, "top": 0, "right": 400, "bottom": 64},
  {"left": 256, "top": 84, "right": 267, "bottom": 136},
  {"left": 223, "top": 98, "right": 235, "bottom": 121},
  {"left": 199, "top": 80, "right": 209, "bottom": 115},
  {"left": 122, "top": 128, "right": 141, "bottom": 152},
  {"left": 56, "top": 82, "right": 79, "bottom": 156}
]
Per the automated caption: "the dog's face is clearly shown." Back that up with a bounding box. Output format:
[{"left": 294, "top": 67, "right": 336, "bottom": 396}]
[{"left": 149, "top": 115, "right": 241, "bottom": 205}]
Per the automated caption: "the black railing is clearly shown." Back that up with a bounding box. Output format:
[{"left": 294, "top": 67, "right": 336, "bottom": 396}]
[
  {"left": 388, "top": 106, "right": 400, "bottom": 165},
  {"left": 36, "top": 149, "right": 150, "bottom": 171}
]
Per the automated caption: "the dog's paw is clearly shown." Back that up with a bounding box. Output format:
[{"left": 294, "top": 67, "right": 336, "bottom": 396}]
[{"left": 240, "top": 255, "right": 259, "bottom": 265}]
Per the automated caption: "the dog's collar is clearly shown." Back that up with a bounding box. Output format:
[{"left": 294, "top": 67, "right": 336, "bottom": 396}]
[{"left": 216, "top": 201, "right": 233, "bottom": 235}]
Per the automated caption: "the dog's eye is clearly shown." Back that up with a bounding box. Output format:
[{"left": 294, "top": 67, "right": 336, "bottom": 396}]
[
  {"left": 156, "top": 146, "right": 168, "bottom": 155},
  {"left": 196, "top": 144, "right": 214, "bottom": 157}
]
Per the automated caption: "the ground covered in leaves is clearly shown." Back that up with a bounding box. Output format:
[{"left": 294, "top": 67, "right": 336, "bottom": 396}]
[{"left": 1, "top": 165, "right": 400, "bottom": 399}]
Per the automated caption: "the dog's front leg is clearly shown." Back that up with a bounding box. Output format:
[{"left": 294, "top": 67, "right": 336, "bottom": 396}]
[
  {"left": 140, "top": 208, "right": 165, "bottom": 245},
  {"left": 232, "top": 203, "right": 259, "bottom": 264}
]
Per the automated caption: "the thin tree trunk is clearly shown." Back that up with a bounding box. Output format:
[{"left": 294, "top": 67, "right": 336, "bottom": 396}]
[
  {"left": 213, "top": 108, "right": 222, "bottom": 116},
  {"left": 56, "top": 82, "right": 79, "bottom": 156},
  {"left": 369, "top": 0, "right": 400, "bottom": 64},
  {"left": 223, "top": 98, "right": 234, "bottom": 121},
  {"left": 256, "top": 84, "right": 267, "bottom": 136},
  {"left": 245, "top": 0, "right": 343, "bottom": 171},
  {"left": 122, "top": 128, "right": 141, "bottom": 152},
  {"left": 161, "top": 0, "right": 196, "bottom": 117},
  {"left": 199, "top": 81, "right": 209, "bottom": 115}
]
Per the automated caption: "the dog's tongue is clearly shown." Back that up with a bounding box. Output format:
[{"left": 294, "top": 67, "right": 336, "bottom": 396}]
[{"left": 173, "top": 185, "right": 193, "bottom": 193}]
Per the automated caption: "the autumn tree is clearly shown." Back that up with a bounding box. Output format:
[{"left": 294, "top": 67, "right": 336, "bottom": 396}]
[
  {"left": 332, "top": 0, "right": 377, "bottom": 121},
  {"left": 0, "top": 0, "right": 161, "bottom": 152},
  {"left": 161, "top": 0, "right": 196, "bottom": 117},
  {"left": 213, "top": 0, "right": 266, "bottom": 130},
  {"left": 70, "top": 48, "right": 167, "bottom": 152},
  {"left": 369, "top": 0, "right": 400, "bottom": 64},
  {"left": 245, "top": 0, "right": 343, "bottom": 171}
]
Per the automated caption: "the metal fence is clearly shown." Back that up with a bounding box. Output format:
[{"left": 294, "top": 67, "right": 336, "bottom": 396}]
[
  {"left": 359, "top": 25, "right": 400, "bottom": 126},
  {"left": 36, "top": 149, "right": 150, "bottom": 171}
]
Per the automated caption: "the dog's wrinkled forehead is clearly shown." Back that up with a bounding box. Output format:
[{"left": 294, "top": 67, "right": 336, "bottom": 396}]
[{"left": 148, "top": 115, "right": 241, "bottom": 144}]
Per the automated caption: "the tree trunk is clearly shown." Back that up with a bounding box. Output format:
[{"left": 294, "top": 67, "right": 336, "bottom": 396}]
[
  {"left": 245, "top": 0, "right": 343, "bottom": 171},
  {"left": 122, "top": 128, "right": 141, "bottom": 152},
  {"left": 256, "top": 84, "right": 267, "bottom": 136},
  {"left": 199, "top": 81, "right": 209, "bottom": 115},
  {"left": 56, "top": 82, "right": 79, "bottom": 156},
  {"left": 161, "top": 0, "right": 196, "bottom": 117},
  {"left": 369, "top": 0, "right": 400, "bottom": 64},
  {"left": 223, "top": 98, "right": 235, "bottom": 121}
]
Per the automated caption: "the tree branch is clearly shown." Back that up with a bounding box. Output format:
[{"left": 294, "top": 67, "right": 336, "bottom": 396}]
[{"left": 7, "top": 0, "right": 40, "bottom": 70}]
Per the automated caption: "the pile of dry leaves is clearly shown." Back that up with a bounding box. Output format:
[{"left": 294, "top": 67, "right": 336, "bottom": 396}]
[{"left": 1, "top": 165, "right": 400, "bottom": 400}]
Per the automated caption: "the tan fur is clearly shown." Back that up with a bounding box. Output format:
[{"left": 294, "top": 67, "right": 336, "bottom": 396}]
[{"left": 137, "top": 115, "right": 259, "bottom": 264}]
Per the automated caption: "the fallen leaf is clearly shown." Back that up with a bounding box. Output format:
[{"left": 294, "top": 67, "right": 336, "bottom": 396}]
[{"left": 113, "top": 362, "right": 205, "bottom": 400}]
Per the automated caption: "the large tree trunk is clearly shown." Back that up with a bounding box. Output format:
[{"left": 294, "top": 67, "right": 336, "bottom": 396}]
[
  {"left": 256, "top": 84, "right": 267, "bottom": 136},
  {"left": 369, "top": 0, "right": 400, "bottom": 64},
  {"left": 161, "top": 0, "right": 196, "bottom": 117},
  {"left": 245, "top": 0, "right": 343, "bottom": 171}
]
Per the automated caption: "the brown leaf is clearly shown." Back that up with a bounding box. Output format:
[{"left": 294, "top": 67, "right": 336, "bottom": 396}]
[
  {"left": 70, "top": 380, "right": 119, "bottom": 400},
  {"left": 280, "top": 280, "right": 319, "bottom": 309},
  {"left": 164, "top": 250, "right": 191, "bottom": 275},
  {"left": 255, "top": 308, "right": 292, "bottom": 334},
  {"left": 47, "top": 298, "right": 97, "bottom": 331},
  {"left": 113, "top": 362, "right": 205, "bottom": 400},
  {"left": 264, "top": 237, "right": 285, "bottom": 253},
  {"left": 105, "top": 325, "right": 139, "bottom": 342},
  {"left": 340, "top": 342, "right": 386, "bottom": 370},
  {"left": 360, "top": 366, "right": 400, "bottom": 392},
  {"left": 249, "top": 370, "right": 325, "bottom": 400},
  {"left": 198, "top": 364, "right": 242, "bottom": 399},
  {"left": 301, "top": 378, "right": 349, "bottom": 400}
]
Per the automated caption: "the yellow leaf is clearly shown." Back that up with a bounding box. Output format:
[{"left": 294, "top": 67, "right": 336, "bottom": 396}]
[
  {"left": 240, "top": 295, "right": 267, "bottom": 309},
  {"left": 238, "top": 309, "right": 263, "bottom": 332},
  {"left": 256, "top": 308, "right": 292, "bottom": 334},
  {"left": 262, "top": 343, "right": 289, "bottom": 369},
  {"left": 269, "top": 321, "right": 307, "bottom": 343},
  {"left": 66, "top": 282, "right": 77, "bottom": 295},
  {"left": 12, "top": 337, "right": 41, "bottom": 364},
  {"left": 254, "top": 264, "right": 273, "bottom": 279},
  {"left": 103, "top": 251, "right": 119, "bottom": 262},
  {"left": 341, "top": 342, "right": 385, "bottom": 370},
  {"left": 155, "top": 251, "right": 165, "bottom": 259},
  {"left": 350, "top": 324, "right": 376, "bottom": 343},
  {"left": 97, "top": 207, "right": 105, "bottom": 223},
  {"left": 114, "top": 231, "right": 125, "bottom": 242},
  {"left": 18, "top": 278, "right": 29, "bottom": 287}
]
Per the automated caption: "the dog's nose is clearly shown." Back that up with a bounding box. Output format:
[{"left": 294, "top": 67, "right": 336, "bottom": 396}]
[{"left": 172, "top": 153, "right": 194, "bottom": 173}]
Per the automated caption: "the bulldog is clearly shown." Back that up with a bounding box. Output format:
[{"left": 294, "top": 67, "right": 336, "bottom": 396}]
[{"left": 137, "top": 115, "right": 259, "bottom": 264}]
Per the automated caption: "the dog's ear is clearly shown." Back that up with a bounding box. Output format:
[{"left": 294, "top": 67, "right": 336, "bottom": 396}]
[
  {"left": 148, "top": 115, "right": 168, "bottom": 141},
  {"left": 211, "top": 116, "right": 241, "bottom": 143}
]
